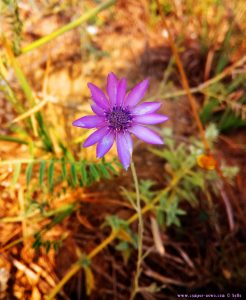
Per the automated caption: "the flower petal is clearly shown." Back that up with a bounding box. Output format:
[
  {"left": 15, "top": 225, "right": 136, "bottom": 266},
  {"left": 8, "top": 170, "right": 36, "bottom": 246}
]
[
  {"left": 96, "top": 131, "right": 114, "bottom": 158},
  {"left": 72, "top": 116, "right": 105, "bottom": 128},
  {"left": 83, "top": 126, "right": 108, "bottom": 148},
  {"left": 88, "top": 83, "right": 109, "bottom": 110},
  {"left": 134, "top": 114, "right": 169, "bottom": 125},
  {"left": 116, "top": 133, "right": 131, "bottom": 170},
  {"left": 107, "top": 72, "right": 118, "bottom": 106},
  {"left": 125, "top": 79, "right": 149, "bottom": 107},
  {"left": 91, "top": 103, "right": 105, "bottom": 116},
  {"left": 129, "top": 125, "right": 163, "bottom": 145},
  {"left": 132, "top": 102, "right": 161, "bottom": 115},
  {"left": 116, "top": 78, "right": 127, "bottom": 106},
  {"left": 124, "top": 131, "right": 133, "bottom": 156}
]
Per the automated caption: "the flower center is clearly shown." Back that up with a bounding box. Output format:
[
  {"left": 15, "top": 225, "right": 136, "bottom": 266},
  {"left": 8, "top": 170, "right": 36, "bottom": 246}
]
[{"left": 106, "top": 106, "right": 132, "bottom": 131}]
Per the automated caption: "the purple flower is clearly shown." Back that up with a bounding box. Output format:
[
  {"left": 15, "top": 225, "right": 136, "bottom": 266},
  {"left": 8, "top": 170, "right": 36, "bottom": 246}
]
[{"left": 73, "top": 73, "right": 168, "bottom": 170}]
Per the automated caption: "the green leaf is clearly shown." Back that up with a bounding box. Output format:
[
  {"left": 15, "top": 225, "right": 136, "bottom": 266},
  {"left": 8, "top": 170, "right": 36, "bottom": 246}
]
[
  {"left": 45, "top": 240, "right": 51, "bottom": 253},
  {"left": 200, "top": 99, "right": 219, "bottom": 124},
  {"left": 48, "top": 203, "right": 74, "bottom": 228},
  {"left": 26, "top": 162, "right": 33, "bottom": 186},
  {"left": 12, "top": 162, "right": 21, "bottom": 187},
  {"left": 36, "top": 113, "right": 53, "bottom": 152},
  {"left": 70, "top": 162, "right": 77, "bottom": 187},
  {"left": 186, "top": 174, "right": 205, "bottom": 190},
  {"left": 53, "top": 240, "right": 62, "bottom": 252},
  {"left": 105, "top": 162, "right": 118, "bottom": 174},
  {"left": 215, "top": 27, "right": 232, "bottom": 74},
  {"left": 164, "top": 197, "right": 186, "bottom": 227},
  {"left": 105, "top": 215, "right": 128, "bottom": 231},
  {"left": 89, "top": 164, "right": 100, "bottom": 181},
  {"left": 61, "top": 159, "right": 67, "bottom": 180},
  {"left": 98, "top": 163, "right": 110, "bottom": 179},
  {"left": 80, "top": 162, "right": 88, "bottom": 186},
  {"left": 116, "top": 241, "right": 129, "bottom": 251},
  {"left": 39, "top": 160, "right": 46, "bottom": 186},
  {"left": 48, "top": 160, "right": 54, "bottom": 189},
  {"left": 32, "top": 232, "right": 42, "bottom": 250}
]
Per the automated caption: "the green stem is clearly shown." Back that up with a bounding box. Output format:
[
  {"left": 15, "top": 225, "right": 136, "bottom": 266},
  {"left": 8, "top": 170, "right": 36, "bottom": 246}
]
[
  {"left": 130, "top": 160, "right": 143, "bottom": 300},
  {"left": 21, "top": 0, "right": 116, "bottom": 54},
  {"left": 0, "top": 135, "right": 28, "bottom": 145}
]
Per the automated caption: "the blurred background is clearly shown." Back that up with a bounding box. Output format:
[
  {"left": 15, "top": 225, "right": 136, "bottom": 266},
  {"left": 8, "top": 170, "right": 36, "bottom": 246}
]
[{"left": 0, "top": 0, "right": 246, "bottom": 299}]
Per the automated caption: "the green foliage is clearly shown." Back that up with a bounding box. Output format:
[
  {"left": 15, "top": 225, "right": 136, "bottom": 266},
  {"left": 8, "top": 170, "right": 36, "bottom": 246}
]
[
  {"left": 39, "top": 160, "right": 46, "bottom": 186},
  {"left": 199, "top": 16, "right": 246, "bottom": 132},
  {"left": 200, "top": 75, "right": 246, "bottom": 131},
  {"left": 7, "top": 158, "right": 120, "bottom": 191},
  {"left": 157, "top": 196, "right": 186, "bottom": 227},
  {"left": 35, "top": 113, "right": 54, "bottom": 152},
  {"left": 48, "top": 160, "right": 55, "bottom": 190},
  {"left": 25, "top": 162, "right": 33, "bottom": 186},
  {"left": 11, "top": 161, "right": 21, "bottom": 187},
  {"left": 125, "top": 126, "right": 239, "bottom": 229},
  {"left": 46, "top": 203, "right": 75, "bottom": 228},
  {"left": 70, "top": 162, "right": 78, "bottom": 187},
  {"left": 105, "top": 215, "right": 137, "bottom": 263},
  {"left": 32, "top": 232, "right": 63, "bottom": 253},
  {"left": 26, "top": 203, "right": 75, "bottom": 252},
  {"left": 105, "top": 215, "right": 129, "bottom": 231},
  {"left": 105, "top": 215, "right": 137, "bottom": 246},
  {"left": 139, "top": 180, "right": 157, "bottom": 201}
]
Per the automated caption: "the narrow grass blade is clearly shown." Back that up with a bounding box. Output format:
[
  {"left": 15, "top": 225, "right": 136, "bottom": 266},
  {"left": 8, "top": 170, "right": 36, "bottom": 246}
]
[
  {"left": 25, "top": 162, "right": 33, "bottom": 186},
  {"left": 48, "top": 160, "right": 54, "bottom": 190},
  {"left": 70, "top": 162, "right": 77, "bottom": 187},
  {"left": 61, "top": 159, "right": 67, "bottom": 180},
  {"left": 89, "top": 164, "right": 99, "bottom": 181},
  {"left": 80, "top": 161, "right": 88, "bottom": 186},
  {"left": 39, "top": 160, "right": 46, "bottom": 186},
  {"left": 98, "top": 163, "right": 110, "bottom": 179},
  {"left": 11, "top": 162, "right": 21, "bottom": 187}
]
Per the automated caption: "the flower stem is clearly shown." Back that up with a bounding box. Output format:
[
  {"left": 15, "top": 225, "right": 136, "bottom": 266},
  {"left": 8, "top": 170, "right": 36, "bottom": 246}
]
[{"left": 130, "top": 160, "right": 143, "bottom": 300}]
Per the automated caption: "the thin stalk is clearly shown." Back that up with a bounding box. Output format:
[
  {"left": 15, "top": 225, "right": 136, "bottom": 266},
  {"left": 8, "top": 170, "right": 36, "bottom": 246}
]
[
  {"left": 21, "top": 0, "right": 116, "bottom": 54},
  {"left": 130, "top": 161, "right": 142, "bottom": 300},
  {"left": 0, "top": 135, "right": 28, "bottom": 145}
]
